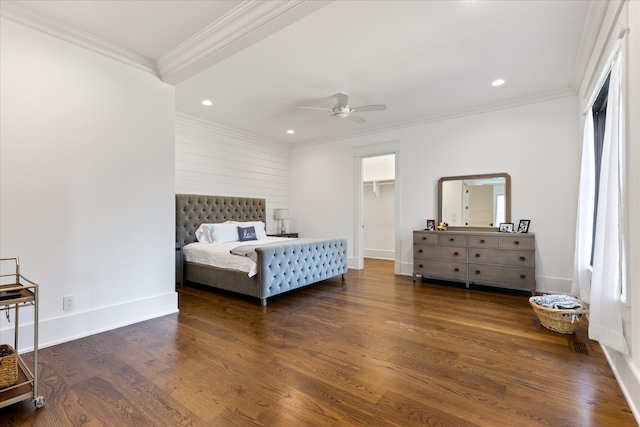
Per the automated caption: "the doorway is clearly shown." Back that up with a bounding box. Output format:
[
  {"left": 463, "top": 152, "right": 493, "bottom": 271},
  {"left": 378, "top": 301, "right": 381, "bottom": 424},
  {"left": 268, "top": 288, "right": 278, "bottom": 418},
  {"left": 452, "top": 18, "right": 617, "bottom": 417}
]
[
  {"left": 362, "top": 155, "right": 395, "bottom": 261},
  {"left": 353, "top": 141, "right": 401, "bottom": 274}
]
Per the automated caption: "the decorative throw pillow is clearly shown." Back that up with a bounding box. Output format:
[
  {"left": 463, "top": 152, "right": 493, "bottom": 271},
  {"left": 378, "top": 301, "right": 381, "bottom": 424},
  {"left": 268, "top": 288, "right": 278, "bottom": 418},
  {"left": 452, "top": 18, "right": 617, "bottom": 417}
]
[
  {"left": 237, "top": 226, "right": 258, "bottom": 242},
  {"left": 235, "top": 221, "right": 267, "bottom": 239}
]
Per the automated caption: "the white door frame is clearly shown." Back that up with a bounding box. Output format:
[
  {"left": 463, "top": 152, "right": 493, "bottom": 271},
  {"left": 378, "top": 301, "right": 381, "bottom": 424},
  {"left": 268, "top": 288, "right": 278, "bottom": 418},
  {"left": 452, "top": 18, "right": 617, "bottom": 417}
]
[{"left": 353, "top": 141, "right": 401, "bottom": 273}]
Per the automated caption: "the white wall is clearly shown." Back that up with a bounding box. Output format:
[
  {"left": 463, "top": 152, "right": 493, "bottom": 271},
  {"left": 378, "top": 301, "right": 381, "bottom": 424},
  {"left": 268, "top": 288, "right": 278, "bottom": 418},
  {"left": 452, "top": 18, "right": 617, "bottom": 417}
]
[
  {"left": 175, "top": 114, "right": 290, "bottom": 234},
  {"left": 290, "top": 95, "right": 580, "bottom": 295},
  {"left": 576, "top": 0, "right": 639, "bottom": 421},
  {"left": 0, "top": 18, "right": 177, "bottom": 350}
]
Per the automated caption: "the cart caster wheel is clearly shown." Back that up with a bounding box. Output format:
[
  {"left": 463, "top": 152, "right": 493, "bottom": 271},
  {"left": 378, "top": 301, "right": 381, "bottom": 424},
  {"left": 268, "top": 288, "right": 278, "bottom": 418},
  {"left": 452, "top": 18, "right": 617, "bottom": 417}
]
[{"left": 34, "top": 396, "right": 46, "bottom": 408}]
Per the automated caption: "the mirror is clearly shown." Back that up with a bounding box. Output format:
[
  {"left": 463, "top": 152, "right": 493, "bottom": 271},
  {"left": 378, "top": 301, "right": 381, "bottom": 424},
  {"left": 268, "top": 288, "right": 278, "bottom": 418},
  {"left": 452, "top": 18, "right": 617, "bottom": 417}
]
[{"left": 438, "top": 173, "right": 511, "bottom": 230}]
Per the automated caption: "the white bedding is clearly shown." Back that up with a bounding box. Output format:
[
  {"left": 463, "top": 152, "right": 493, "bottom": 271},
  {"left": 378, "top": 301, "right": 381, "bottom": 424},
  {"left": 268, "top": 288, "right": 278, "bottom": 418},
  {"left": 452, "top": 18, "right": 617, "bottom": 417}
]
[{"left": 183, "top": 237, "right": 292, "bottom": 277}]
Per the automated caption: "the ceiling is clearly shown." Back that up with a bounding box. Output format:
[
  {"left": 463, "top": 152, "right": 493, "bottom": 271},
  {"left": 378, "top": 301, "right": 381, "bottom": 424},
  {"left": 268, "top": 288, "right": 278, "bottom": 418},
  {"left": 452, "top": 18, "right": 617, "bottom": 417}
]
[{"left": 2, "top": 0, "right": 593, "bottom": 145}]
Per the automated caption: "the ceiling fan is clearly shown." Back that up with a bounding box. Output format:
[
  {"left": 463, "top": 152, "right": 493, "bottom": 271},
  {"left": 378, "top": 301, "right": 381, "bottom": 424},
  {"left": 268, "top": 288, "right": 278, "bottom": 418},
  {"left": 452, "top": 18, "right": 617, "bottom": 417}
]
[{"left": 299, "top": 92, "right": 387, "bottom": 123}]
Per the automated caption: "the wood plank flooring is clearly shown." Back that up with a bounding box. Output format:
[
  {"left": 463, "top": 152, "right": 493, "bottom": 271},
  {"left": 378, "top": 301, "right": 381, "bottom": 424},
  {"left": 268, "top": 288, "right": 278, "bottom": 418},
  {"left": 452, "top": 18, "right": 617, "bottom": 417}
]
[{"left": 1, "top": 259, "right": 636, "bottom": 426}]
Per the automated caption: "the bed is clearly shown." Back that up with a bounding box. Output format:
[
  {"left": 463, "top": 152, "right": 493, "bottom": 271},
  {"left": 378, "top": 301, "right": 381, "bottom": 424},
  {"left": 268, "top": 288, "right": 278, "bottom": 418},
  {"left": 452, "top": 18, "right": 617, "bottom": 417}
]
[{"left": 176, "top": 194, "right": 347, "bottom": 305}]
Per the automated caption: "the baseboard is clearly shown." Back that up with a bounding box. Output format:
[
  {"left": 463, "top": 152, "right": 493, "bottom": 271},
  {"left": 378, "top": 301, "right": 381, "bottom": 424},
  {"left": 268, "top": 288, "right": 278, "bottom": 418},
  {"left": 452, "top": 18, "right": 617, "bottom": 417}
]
[
  {"left": 400, "top": 261, "right": 414, "bottom": 276},
  {"left": 5, "top": 291, "right": 178, "bottom": 353},
  {"left": 363, "top": 249, "right": 394, "bottom": 260},
  {"left": 601, "top": 345, "right": 640, "bottom": 424}
]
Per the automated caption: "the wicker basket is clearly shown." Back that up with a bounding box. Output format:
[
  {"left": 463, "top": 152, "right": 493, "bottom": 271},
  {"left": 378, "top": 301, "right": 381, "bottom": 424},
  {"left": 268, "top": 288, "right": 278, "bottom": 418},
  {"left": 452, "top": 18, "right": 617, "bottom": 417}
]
[
  {"left": 529, "top": 297, "right": 589, "bottom": 334},
  {"left": 0, "top": 344, "right": 18, "bottom": 388}
]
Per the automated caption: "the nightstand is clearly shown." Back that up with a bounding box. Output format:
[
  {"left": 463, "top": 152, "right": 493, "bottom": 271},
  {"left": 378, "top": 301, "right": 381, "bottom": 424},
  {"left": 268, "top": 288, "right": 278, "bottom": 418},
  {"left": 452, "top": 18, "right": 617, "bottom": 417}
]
[
  {"left": 268, "top": 233, "right": 299, "bottom": 238},
  {"left": 175, "top": 242, "right": 183, "bottom": 289}
]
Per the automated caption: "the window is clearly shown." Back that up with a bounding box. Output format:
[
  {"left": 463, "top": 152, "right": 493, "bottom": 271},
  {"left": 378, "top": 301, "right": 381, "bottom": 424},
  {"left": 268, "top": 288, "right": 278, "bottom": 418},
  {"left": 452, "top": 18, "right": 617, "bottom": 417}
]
[{"left": 590, "top": 72, "right": 610, "bottom": 265}]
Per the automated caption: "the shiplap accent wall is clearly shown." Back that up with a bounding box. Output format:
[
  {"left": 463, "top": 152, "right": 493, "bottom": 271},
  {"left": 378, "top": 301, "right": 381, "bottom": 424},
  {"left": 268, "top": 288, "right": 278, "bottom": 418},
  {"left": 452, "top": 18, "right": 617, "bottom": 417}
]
[{"left": 175, "top": 113, "right": 290, "bottom": 234}]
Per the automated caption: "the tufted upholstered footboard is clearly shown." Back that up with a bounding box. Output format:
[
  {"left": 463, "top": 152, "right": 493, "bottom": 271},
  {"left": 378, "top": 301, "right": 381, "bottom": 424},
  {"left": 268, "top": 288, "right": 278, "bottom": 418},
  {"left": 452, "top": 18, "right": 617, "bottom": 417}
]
[
  {"left": 176, "top": 194, "right": 347, "bottom": 305},
  {"left": 255, "top": 239, "right": 347, "bottom": 305}
]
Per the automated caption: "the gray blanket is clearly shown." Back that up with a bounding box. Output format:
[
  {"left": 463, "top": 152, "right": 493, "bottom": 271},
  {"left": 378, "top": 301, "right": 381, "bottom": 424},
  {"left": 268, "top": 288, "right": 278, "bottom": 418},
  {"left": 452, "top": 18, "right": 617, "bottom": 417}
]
[
  {"left": 531, "top": 294, "right": 586, "bottom": 310},
  {"left": 229, "top": 238, "right": 319, "bottom": 263}
]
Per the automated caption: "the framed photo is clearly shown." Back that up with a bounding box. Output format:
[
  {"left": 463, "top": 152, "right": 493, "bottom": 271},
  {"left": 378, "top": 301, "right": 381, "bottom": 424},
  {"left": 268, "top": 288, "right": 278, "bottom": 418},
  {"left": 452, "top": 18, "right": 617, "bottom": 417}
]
[
  {"left": 499, "top": 222, "right": 514, "bottom": 233},
  {"left": 518, "top": 219, "right": 531, "bottom": 233},
  {"left": 426, "top": 219, "right": 436, "bottom": 231}
]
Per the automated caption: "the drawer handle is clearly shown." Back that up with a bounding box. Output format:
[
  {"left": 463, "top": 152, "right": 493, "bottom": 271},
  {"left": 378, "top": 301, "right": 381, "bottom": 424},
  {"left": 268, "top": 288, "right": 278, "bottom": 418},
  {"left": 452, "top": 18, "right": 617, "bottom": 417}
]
[
  {"left": 520, "top": 256, "right": 526, "bottom": 261},
  {"left": 480, "top": 239, "right": 485, "bottom": 243},
  {"left": 475, "top": 253, "right": 480, "bottom": 258},
  {"left": 475, "top": 270, "right": 481, "bottom": 275},
  {"left": 514, "top": 241, "right": 520, "bottom": 245},
  {"left": 454, "top": 251, "right": 459, "bottom": 256},
  {"left": 454, "top": 268, "right": 459, "bottom": 272},
  {"left": 418, "top": 249, "right": 423, "bottom": 253},
  {"left": 422, "top": 236, "right": 426, "bottom": 240},
  {"left": 449, "top": 238, "right": 455, "bottom": 242},
  {"left": 520, "top": 274, "right": 526, "bottom": 279},
  {"left": 419, "top": 264, "right": 423, "bottom": 268}
]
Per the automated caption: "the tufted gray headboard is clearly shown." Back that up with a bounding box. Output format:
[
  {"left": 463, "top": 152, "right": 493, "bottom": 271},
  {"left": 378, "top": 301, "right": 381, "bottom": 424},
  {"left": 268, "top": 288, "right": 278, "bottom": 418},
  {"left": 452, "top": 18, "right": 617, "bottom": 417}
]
[{"left": 176, "top": 194, "right": 266, "bottom": 245}]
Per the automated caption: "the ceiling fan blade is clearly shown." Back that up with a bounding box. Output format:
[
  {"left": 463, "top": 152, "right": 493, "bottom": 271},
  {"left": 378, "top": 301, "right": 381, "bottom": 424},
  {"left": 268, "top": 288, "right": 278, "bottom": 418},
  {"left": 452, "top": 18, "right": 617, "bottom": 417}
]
[
  {"left": 337, "top": 92, "right": 349, "bottom": 107},
  {"left": 352, "top": 104, "right": 387, "bottom": 112},
  {"left": 299, "top": 106, "right": 333, "bottom": 112},
  {"left": 349, "top": 114, "right": 366, "bottom": 124}
]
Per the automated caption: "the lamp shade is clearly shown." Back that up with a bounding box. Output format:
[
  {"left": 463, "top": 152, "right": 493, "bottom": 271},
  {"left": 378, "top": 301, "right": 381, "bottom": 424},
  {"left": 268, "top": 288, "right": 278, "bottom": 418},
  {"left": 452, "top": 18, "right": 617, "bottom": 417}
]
[{"left": 274, "top": 209, "right": 290, "bottom": 220}]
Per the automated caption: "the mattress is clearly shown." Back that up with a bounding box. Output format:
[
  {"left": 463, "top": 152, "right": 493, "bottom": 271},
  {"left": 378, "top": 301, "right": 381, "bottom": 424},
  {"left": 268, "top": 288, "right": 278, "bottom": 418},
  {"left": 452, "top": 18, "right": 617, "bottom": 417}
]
[{"left": 183, "top": 236, "right": 292, "bottom": 277}]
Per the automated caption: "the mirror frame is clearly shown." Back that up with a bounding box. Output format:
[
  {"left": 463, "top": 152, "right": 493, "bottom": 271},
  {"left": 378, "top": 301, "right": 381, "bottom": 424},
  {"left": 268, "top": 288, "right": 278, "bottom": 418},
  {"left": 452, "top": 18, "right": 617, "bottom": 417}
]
[{"left": 437, "top": 172, "right": 511, "bottom": 231}]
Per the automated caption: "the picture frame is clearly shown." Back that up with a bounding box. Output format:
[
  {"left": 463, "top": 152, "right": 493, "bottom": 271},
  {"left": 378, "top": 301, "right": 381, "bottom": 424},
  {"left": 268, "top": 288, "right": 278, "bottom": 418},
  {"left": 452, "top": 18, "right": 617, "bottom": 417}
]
[
  {"left": 499, "top": 222, "right": 514, "bottom": 233},
  {"left": 426, "top": 219, "right": 436, "bottom": 231},
  {"left": 518, "top": 219, "right": 531, "bottom": 233}
]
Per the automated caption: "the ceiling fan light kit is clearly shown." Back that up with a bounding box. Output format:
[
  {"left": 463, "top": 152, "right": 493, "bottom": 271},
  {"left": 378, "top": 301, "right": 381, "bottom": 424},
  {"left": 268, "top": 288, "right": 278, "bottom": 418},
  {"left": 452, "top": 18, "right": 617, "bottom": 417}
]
[
  {"left": 333, "top": 106, "right": 351, "bottom": 118},
  {"left": 300, "top": 92, "right": 386, "bottom": 123}
]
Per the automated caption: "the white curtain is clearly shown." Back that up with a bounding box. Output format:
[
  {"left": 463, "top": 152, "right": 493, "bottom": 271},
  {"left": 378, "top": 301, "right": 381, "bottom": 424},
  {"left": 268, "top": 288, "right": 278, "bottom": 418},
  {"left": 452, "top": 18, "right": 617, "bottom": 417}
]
[
  {"left": 571, "top": 112, "right": 594, "bottom": 303},
  {"left": 588, "top": 50, "right": 628, "bottom": 354}
]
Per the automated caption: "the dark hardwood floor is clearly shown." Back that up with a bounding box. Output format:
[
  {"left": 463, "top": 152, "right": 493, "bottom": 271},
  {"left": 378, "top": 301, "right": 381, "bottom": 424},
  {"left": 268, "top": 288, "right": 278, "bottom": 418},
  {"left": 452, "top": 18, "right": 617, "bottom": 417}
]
[{"left": 1, "top": 259, "right": 636, "bottom": 426}]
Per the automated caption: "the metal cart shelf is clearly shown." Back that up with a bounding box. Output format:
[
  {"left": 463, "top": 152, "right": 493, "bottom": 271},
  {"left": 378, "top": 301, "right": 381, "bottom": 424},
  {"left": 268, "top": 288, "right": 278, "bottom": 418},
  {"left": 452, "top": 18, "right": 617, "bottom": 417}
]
[{"left": 0, "top": 257, "right": 45, "bottom": 409}]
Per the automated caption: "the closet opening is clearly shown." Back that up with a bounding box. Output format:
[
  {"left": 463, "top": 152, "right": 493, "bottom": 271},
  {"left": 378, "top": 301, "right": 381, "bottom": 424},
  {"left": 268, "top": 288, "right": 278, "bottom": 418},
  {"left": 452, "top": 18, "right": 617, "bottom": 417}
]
[{"left": 362, "top": 154, "right": 395, "bottom": 264}]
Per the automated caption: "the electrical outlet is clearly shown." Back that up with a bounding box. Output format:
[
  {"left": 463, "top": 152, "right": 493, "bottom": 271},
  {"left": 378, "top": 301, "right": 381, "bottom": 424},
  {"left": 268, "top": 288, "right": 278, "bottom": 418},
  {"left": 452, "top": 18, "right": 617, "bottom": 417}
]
[{"left": 63, "top": 295, "right": 75, "bottom": 311}]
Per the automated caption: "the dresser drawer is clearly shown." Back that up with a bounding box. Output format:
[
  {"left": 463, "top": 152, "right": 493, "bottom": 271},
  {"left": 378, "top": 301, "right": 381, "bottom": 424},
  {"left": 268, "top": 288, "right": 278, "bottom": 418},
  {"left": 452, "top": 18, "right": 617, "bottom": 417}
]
[
  {"left": 414, "top": 245, "right": 466, "bottom": 261},
  {"left": 499, "top": 235, "right": 535, "bottom": 251},
  {"left": 468, "top": 234, "right": 500, "bottom": 248},
  {"left": 438, "top": 234, "right": 468, "bottom": 246},
  {"left": 468, "top": 264, "right": 536, "bottom": 288},
  {"left": 469, "top": 249, "right": 535, "bottom": 268},
  {"left": 413, "top": 231, "right": 438, "bottom": 245},
  {"left": 414, "top": 260, "right": 467, "bottom": 281}
]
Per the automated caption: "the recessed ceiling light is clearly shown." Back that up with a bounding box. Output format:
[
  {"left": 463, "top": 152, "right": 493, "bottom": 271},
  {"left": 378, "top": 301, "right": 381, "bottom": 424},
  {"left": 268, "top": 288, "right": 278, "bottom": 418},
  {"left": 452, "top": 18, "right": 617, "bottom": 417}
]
[
  {"left": 287, "top": 129, "right": 295, "bottom": 134},
  {"left": 201, "top": 99, "right": 213, "bottom": 106},
  {"left": 492, "top": 79, "right": 505, "bottom": 87}
]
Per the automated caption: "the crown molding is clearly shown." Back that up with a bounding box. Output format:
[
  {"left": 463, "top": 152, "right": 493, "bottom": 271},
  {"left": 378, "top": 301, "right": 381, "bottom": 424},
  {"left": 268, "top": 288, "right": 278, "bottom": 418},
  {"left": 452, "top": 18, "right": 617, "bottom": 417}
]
[
  {"left": 157, "top": 0, "right": 332, "bottom": 85},
  {"left": 570, "top": 0, "right": 611, "bottom": 93},
  {"left": 1, "top": 0, "right": 330, "bottom": 85},
  {"left": 0, "top": 1, "right": 158, "bottom": 76},
  {"left": 293, "top": 88, "right": 577, "bottom": 148}
]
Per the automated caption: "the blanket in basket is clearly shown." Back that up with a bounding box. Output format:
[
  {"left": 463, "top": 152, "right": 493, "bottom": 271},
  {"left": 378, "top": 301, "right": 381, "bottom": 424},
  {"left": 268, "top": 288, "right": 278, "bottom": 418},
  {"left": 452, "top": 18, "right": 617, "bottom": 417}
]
[{"left": 531, "top": 294, "right": 586, "bottom": 310}]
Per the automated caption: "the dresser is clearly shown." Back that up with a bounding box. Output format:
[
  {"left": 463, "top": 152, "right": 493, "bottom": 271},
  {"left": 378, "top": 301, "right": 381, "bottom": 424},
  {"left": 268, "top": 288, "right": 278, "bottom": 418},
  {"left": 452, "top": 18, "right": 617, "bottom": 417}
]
[{"left": 413, "top": 230, "right": 535, "bottom": 294}]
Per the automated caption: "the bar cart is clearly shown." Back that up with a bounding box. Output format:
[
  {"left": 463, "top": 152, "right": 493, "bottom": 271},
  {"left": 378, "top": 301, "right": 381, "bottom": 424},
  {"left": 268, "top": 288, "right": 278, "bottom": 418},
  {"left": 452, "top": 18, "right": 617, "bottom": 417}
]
[{"left": 0, "top": 257, "right": 45, "bottom": 409}]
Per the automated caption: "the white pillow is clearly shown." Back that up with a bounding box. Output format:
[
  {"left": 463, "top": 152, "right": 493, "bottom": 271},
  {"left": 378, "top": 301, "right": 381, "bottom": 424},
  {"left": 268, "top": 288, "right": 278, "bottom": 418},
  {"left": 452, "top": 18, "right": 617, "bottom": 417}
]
[
  {"left": 235, "top": 221, "right": 267, "bottom": 239},
  {"left": 195, "top": 221, "right": 234, "bottom": 243},
  {"left": 210, "top": 222, "right": 240, "bottom": 244},
  {"left": 195, "top": 224, "right": 212, "bottom": 242}
]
